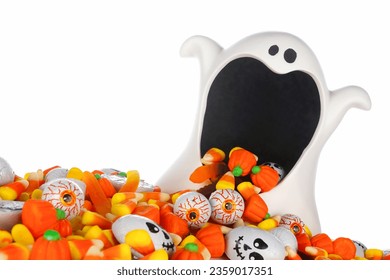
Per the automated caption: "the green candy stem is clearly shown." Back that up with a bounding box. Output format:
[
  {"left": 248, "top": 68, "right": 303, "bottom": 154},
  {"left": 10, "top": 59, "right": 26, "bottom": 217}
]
[
  {"left": 43, "top": 229, "right": 61, "bottom": 241},
  {"left": 232, "top": 166, "right": 243, "bottom": 177},
  {"left": 184, "top": 242, "right": 199, "bottom": 253},
  {"left": 251, "top": 165, "right": 261, "bottom": 175},
  {"left": 55, "top": 208, "right": 66, "bottom": 220}
]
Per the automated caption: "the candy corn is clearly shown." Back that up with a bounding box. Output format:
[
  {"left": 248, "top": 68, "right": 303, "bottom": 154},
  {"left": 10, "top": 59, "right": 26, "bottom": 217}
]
[
  {"left": 286, "top": 245, "right": 302, "bottom": 260},
  {"left": 81, "top": 210, "right": 112, "bottom": 229},
  {"left": 111, "top": 199, "right": 137, "bottom": 217},
  {"left": 11, "top": 224, "right": 34, "bottom": 247},
  {"left": 0, "top": 242, "right": 30, "bottom": 260},
  {"left": 118, "top": 170, "right": 140, "bottom": 193},
  {"left": 139, "top": 248, "right": 168, "bottom": 260},
  {"left": 0, "top": 230, "right": 13, "bottom": 248},
  {"left": 82, "top": 171, "right": 111, "bottom": 216},
  {"left": 125, "top": 229, "right": 155, "bottom": 257},
  {"left": 0, "top": 181, "right": 27, "bottom": 200},
  {"left": 365, "top": 248, "right": 383, "bottom": 260},
  {"left": 102, "top": 243, "right": 132, "bottom": 260},
  {"left": 68, "top": 238, "right": 104, "bottom": 260},
  {"left": 111, "top": 192, "right": 143, "bottom": 205},
  {"left": 201, "top": 147, "right": 225, "bottom": 165},
  {"left": 216, "top": 171, "right": 235, "bottom": 190}
]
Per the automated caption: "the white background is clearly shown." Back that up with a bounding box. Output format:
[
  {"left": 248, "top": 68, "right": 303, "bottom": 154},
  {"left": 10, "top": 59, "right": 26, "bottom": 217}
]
[{"left": 0, "top": 0, "right": 389, "bottom": 257}]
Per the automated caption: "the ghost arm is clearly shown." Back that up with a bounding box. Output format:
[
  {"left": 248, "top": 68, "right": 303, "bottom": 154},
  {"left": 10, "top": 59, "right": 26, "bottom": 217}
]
[{"left": 324, "top": 86, "right": 371, "bottom": 135}]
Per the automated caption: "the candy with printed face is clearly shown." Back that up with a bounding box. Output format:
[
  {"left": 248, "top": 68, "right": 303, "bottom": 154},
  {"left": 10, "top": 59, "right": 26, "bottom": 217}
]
[
  {"left": 40, "top": 178, "right": 85, "bottom": 220},
  {"left": 173, "top": 191, "right": 211, "bottom": 228},
  {"left": 0, "top": 157, "right": 14, "bottom": 186},
  {"left": 270, "top": 227, "right": 297, "bottom": 252},
  {"left": 209, "top": 189, "right": 244, "bottom": 225},
  {"left": 112, "top": 214, "right": 175, "bottom": 258},
  {"left": 225, "top": 226, "right": 285, "bottom": 260},
  {"left": 353, "top": 240, "right": 367, "bottom": 258}
]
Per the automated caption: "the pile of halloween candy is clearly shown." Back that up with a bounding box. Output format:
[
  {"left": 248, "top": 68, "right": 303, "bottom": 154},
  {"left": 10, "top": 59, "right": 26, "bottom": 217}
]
[{"left": 0, "top": 147, "right": 389, "bottom": 260}]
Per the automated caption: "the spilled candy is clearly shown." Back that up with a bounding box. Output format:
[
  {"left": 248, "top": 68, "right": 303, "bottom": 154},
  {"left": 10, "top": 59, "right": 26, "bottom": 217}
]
[{"left": 0, "top": 152, "right": 388, "bottom": 260}]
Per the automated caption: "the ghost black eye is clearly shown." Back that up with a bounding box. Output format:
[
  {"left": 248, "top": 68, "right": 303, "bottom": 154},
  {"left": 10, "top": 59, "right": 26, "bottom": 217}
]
[
  {"left": 284, "top": 48, "right": 297, "bottom": 63},
  {"left": 249, "top": 252, "right": 264, "bottom": 260},
  {"left": 268, "top": 45, "right": 279, "bottom": 56},
  {"left": 146, "top": 222, "right": 160, "bottom": 234},
  {"left": 253, "top": 238, "right": 268, "bottom": 249}
]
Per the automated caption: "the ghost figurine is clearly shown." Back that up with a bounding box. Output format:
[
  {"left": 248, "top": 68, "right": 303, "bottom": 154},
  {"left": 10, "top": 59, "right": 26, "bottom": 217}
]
[
  {"left": 112, "top": 214, "right": 175, "bottom": 258},
  {"left": 225, "top": 226, "right": 286, "bottom": 260},
  {"left": 156, "top": 31, "right": 371, "bottom": 235}
]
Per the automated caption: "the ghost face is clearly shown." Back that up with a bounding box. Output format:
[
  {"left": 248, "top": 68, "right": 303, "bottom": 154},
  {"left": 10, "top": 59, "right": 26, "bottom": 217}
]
[
  {"left": 112, "top": 214, "right": 175, "bottom": 257},
  {"left": 225, "top": 226, "right": 285, "bottom": 260}
]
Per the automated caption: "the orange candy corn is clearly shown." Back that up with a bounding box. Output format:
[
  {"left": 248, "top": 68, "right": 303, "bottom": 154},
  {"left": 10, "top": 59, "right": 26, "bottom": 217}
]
[
  {"left": 216, "top": 171, "right": 235, "bottom": 190},
  {"left": 305, "top": 246, "right": 328, "bottom": 258},
  {"left": 132, "top": 204, "right": 160, "bottom": 224},
  {"left": 118, "top": 170, "right": 140, "bottom": 193},
  {"left": 0, "top": 181, "right": 27, "bottom": 200},
  {"left": 236, "top": 181, "right": 259, "bottom": 200},
  {"left": 189, "top": 162, "right": 226, "bottom": 184},
  {"left": 97, "top": 176, "right": 116, "bottom": 198},
  {"left": 111, "top": 192, "right": 143, "bottom": 205},
  {"left": 111, "top": 199, "right": 137, "bottom": 217},
  {"left": 82, "top": 171, "right": 111, "bottom": 216},
  {"left": 0, "top": 243, "right": 30, "bottom": 260},
  {"left": 102, "top": 243, "right": 132, "bottom": 260},
  {"left": 24, "top": 170, "right": 44, "bottom": 194},
  {"left": 0, "top": 230, "right": 13, "bottom": 248},
  {"left": 160, "top": 211, "right": 190, "bottom": 239},
  {"left": 364, "top": 248, "right": 383, "bottom": 260},
  {"left": 81, "top": 210, "right": 112, "bottom": 229},
  {"left": 84, "top": 225, "right": 116, "bottom": 249},
  {"left": 68, "top": 239, "right": 104, "bottom": 260},
  {"left": 139, "top": 248, "right": 169, "bottom": 260},
  {"left": 125, "top": 229, "right": 155, "bottom": 257},
  {"left": 286, "top": 246, "right": 302, "bottom": 260},
  {"left": 201, "top": 147, "right": 225, "bottom": 165}
]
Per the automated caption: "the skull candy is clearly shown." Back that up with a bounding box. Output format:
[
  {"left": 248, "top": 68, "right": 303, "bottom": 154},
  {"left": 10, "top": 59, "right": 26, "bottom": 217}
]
[
  {"left": 112, "top": 214, "right": 175, "bottom": 259},
  {"left": 225, "top": 226, "right": 285, "bottom": 260}
]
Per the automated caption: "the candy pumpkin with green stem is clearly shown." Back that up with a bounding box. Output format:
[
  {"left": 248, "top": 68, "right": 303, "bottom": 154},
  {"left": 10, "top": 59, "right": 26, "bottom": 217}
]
[{"left": 30, "top": 229, "right": 71, "bottom": 260}]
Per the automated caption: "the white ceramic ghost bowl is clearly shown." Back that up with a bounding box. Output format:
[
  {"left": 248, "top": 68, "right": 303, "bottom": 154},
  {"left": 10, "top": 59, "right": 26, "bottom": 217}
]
[{"left": 156, "top": 31, "right": 371, "bottom": 235}]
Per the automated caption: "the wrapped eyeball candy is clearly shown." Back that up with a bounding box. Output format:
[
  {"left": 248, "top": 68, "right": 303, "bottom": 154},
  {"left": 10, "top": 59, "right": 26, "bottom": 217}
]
[
  {"left": 173, "top": 191, "right": 211, "bottom": 228},
  {"left": 209, "top": 189, "right": 244, "bottom": 225},
  {"left": 40, "top": 178, "right": 85, "bottom": 220}
]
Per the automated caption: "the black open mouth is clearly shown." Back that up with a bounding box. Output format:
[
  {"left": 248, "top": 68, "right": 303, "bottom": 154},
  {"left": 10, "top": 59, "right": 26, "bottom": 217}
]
[{"left": 200, "top": 57, "right": 321, "bottom": 179}]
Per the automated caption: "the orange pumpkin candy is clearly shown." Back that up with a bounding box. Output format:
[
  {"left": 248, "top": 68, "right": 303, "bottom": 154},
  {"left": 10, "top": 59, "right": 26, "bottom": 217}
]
[
  {"left": 30, "top": 229, "right": 71, "bottom": 260},
  {"left": 53, "top": 208, "right": 73, "bottom": 237},
  {"left": 242, "top": 193, "right": 268, "bottom": 224},
  {"left": 171, "top": 242, "right": 204, "bottom": 260},
  {"left": 310, "top": 233, "right": 334, "bottom": 254},
  {"left": 250, "top": 165, "right": 279, "bottom": 192},
  {"left": 228, "top": 147, "right": 257, "bottom": 177},
  {"left": 21, "top": 199, "right": 58, "bottom": 238},
  {"left": 195, "top": 224, "right": 225, "bottom": 258}
]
